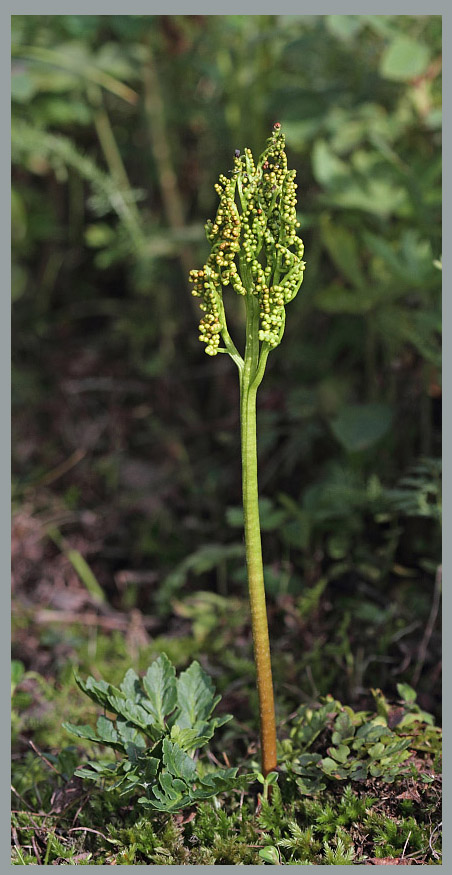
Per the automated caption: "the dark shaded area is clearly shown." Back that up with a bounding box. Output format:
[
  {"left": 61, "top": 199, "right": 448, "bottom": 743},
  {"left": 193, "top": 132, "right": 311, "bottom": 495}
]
[{"left": 12, "top": 14, "right": 441, "bottom": 755}]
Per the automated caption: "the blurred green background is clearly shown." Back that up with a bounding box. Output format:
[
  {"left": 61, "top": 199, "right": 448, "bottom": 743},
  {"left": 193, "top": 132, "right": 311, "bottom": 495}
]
[{"left": 12, "top": 15, "right": 441, "bottom": 727}]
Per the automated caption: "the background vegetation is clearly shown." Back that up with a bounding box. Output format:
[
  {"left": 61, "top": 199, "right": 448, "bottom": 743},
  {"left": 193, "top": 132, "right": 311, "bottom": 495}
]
[{"left": 11, "top": 14, "right": 441, "bottom": 864}]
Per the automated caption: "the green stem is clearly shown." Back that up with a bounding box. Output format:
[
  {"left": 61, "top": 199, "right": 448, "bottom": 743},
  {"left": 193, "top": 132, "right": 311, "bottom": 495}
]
[
  {"left": 87, "top": 83, "right": 145, "bottom": 249},
  {"left": 239, "top": 295, "right": 277, "bottom": 776}
]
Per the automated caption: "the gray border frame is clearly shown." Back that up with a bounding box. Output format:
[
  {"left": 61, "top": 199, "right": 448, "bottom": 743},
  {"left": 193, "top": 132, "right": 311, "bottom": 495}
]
[{"left": 8, "top": 6, "right": 445, "bottom": 873}]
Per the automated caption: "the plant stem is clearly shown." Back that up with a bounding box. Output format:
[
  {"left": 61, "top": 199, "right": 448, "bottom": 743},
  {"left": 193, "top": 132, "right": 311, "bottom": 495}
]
[
  {"left": 142, "top": 44, "right": 196, "bottom": 308},
  {"left": 240, "top": 295, "right": 277, "bottom": 776}
]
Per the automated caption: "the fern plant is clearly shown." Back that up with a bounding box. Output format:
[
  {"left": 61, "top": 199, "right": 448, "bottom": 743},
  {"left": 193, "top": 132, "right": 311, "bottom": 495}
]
[
  {"left": 189, "top": 123, "right": 305, "bottom": 774},
  {"left": 63, "top": 654, "right": 245, "bottom": 812},
  {"left": 280, "top": 685, "right": 440, "bottom": 794}
]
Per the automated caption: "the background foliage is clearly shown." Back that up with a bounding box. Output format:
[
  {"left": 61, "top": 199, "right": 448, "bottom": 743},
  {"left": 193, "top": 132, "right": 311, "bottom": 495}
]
[{"left": 12, "top": 13, "right": 441, "bottom": 864}]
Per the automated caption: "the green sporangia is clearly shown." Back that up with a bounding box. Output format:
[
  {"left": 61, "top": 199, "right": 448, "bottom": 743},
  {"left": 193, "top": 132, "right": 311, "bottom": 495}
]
[{"left": 189, "top": 123, "right": 305, "bottom": 775}]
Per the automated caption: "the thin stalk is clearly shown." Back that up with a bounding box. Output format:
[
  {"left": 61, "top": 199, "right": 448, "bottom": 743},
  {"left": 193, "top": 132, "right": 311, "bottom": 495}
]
[
  {"left": 87, "top": 84, "right": 144, "bottom": 245},
  {"left": 142, "top": 44, "right": 195, "bottom": 308},
  {"left": 240, "top": 295, "right": 277, "bottom": 776}
]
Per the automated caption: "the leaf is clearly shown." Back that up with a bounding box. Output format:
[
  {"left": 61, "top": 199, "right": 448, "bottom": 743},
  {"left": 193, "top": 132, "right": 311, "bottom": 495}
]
[
  {"left": 266, "top": 771, "right": 279, "bottom": 786},
  {"left": 142, "top": 654, "right": 177, "bottom": 727},
  {"left": 13, "top": 44, "right": 138, "bottom": 104},
  {"left": 74, "top": 673, "right": 117, "bottom": 709},
  {"left": 326, "top": 15, "right": 363, "bottom": 41},
  {"left": 74, "top": 761, "right": 117, "bottom": 781},
  {"left": 120, "top": 668, "right": 143, "bottom": 702},
  {"left": 62, "top": 722, "right": 101, "bottom": 745},
  {"left": 96, "top": 716, "right": 119, "bottom": 746},
  {"left": 296, "top": 774, "right": 327, "bottom": 794},
  {"left": 368, "top": 742, "right": 385, "bottom": 760},
  {"left": 321, "top": 220, "right": 365, "bottom": 288},
  {"left": 330, "top": 403, "right": 393, "bottom": 453},
  {"left": 196, "top": 767, "right": 239, "bottom": 796},
  {"left": 327, "top": 744, "right": 350, "bottom": 764},
  {"left": 349, "top": 762, "right": 368, "bottom": 781},
  {"left": 380, "top": 35, "right": 431, "bottom": 82},
  {"left": 159, "top": 771, "right": 187, "bottom": 800},
  {"left": 116, "top": 718, "right": 146, "bottom": 750},
  {"left": 398, "top": 711, "right": 434, "bottom": 728},
  {"left": 327, "top": 178, "right": 408, "bottom": 218},
  {"left": 170, "top": 725, "right": 210, "bottom": 752},
  {"left": 312, "top": 140, "right": 349, "bottom": 186},
  {"left": 295, "top": 753, "right": 322, "bottom": 768},
  {"left": 319, "top": 756, "right": 342, "bottom": 775},
  {"left": 396, "top": 682, "right": 417, "bottom": 704},
  {"left": 65, "top": 549, "right": 106, "bottom": 604},
  {"left": 332, "top": 710, "right": 355, "bottom": 743},
  {"left": 354, "top": 721, "right": 392, "bottom": 743},
  {"left": 380, "top": 738, "right": 412, "bottom": 757},
  {"left": 175, "top": 661, "right": 220, "bottom": 730},
  {"left": 259, "top": 846, "right": 280, "bottom": 865},
  {"left": 162, "top": 738, "right": 197, "bottom": 784},
  {"left": 108, "top": 695, "right": 155, "bottom": 733},
  {"left": 147, "top": 774, "right": 192, "bottom": 812}
]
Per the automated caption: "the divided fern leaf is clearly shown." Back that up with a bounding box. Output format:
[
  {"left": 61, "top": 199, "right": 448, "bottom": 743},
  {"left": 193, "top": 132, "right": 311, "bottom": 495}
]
[{"left": 63, "top": 654, "right": 243, "bottom": 813}]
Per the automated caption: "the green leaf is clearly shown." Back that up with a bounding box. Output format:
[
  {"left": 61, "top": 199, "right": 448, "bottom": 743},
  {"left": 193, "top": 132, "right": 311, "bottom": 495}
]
[
  {"left": 321, "top": 220, "right": 365, "bottom": 289},
  {"left": 398, "top": 711, "right": 434, "bottom": 728},
  {"left": 74, "top": 760, "right": 117, "bottom": 781},
  {"left": 327, "top": 178, "right": 408, "bottom": 218},
  {"left": 320, "top": 756, "right": 342, "bottom": 775},
  {"left": 327, "top": 744, "right": 350, "bottom": 764},
  {"left": 380, "top": 35, "right": 431, "bottom": 82},
  {"left": 330, "top": 403, "right": 393, "bottom": 453},
  {"left": 332, "top": 710, "right": 355, "bottom": 744},
  {"left": 326, "top": 15, "right": 363, "bottom": 40},
  {"left": 259, "top": 846, "right": 280, "bottom": 865},
  {"left": 368, "top": 742, "right": 385, "bottom": 760},
  {"left": 66, "top": 549, "right": 106, "bottom": 604},
  {"left": 196, "top": 767, "right": 239, "bottom": 797},
  {"left": 312, "top": 140, "right": 349, "bottom": 186},
  {"left": 120, "top": 668, "right": 143, "bottom": 702},
  {"left": 108, "top": 695, "right": 154, "bottom": 732},
  {"left": 62, "top": 722, "right": 100, "bottom": 745},
  {"left": 96, "top": 716, "right": 119, "bottom": 746},
  {"left": 116, "top": 718, "right": 146, "bottom": 750},
  {"left": 147, "top": 777, "right": 192, "bottom": 811},
  {"left": 142, "top": 654, "right": 177, "bottom": 727},
  {"left": 159, "top": 771, "right": 187, "bottom": 800},
  {"left": 170, "top": 725, "right": 210, "bottom": 752},
  {"left": 74, "top": 673, "right": 115, "bottom": 709},
  {"left": 349, "top": 762, "right": 368, "bottom": 781},
  {"left": 266, "top": 771, "right": 279, "bottom": 785},
  {"left": 354, "top": 722, "right": 392, "bottom": 745},
  {"left": 297, "top": 774, "right": 327, "bottom": 794},
  {"left": 295, "top": 753, "right": 322, "bottom": 768},
  {"left": 396, "top": 682, "right": 417, "bottom": 704},
  {"left": 162, "top": 738, "right": 197, "bottom": 783},
  {"left": 381, "top": 738, "right": 412, "bottom": 757},
  {"left": 175, "top": 661, "right": 220, "bottom": 730}
]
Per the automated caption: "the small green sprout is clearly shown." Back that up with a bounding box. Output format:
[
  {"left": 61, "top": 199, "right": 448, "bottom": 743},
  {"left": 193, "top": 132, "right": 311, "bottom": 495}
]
[
  {"left": 190, "top": 124, "right": 305, "bottom": 775},
  {"left": 255, "top": 769, "right": 279, "bottom": 802}
]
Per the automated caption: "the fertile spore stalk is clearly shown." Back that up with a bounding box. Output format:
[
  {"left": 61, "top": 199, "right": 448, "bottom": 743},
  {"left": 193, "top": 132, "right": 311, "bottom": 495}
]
[{"left": 189, "top": 123, "right": 305, "bottom": 775}]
